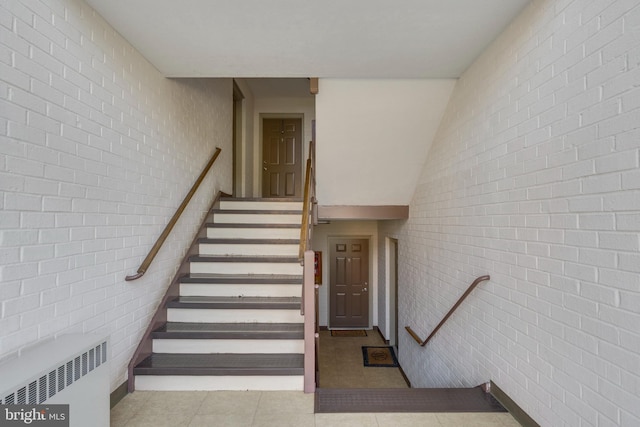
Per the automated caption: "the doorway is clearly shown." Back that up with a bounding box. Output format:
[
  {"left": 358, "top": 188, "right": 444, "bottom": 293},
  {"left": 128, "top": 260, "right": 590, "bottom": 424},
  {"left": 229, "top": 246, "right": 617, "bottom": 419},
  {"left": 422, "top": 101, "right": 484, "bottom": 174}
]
[
  {"left": 329, "top": 238, "right": 370, "bottom": 329},
  {"left": 261, "top": 118, "right": 303, "bottom": 198},
  {"left": 232, "top": 82, "right": 244, "bottom": 196}
]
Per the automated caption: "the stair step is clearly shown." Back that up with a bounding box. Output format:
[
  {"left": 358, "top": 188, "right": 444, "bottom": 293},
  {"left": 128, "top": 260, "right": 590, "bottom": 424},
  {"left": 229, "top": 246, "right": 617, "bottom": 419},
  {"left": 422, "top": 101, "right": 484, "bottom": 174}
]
[
  {"left": 206, "top": 223, "right": 300, "bottom": 239},
  {"left": 167, "top": 296, "right": 303, "bottom": 323},
  {"left": 220, "top": 198, "right": 302, "bottom": 211},
  {"left": 198, "top": 238, "right": 299, "bottom": 245},
  {"left": 197, "top": 238, "right": 299, "bottom": 256},
  {"left": 222, "top": 197, "right": 303, "bottom": 201},
  {"left": 152, "top": 339, "right": 304, "bottom": 354},
  {"left": 151, "top": 322, "right": 304, "bottom": 354},
  {"left": 153, "top": 322, "right": 304, "bottom": 339},
  {"left": 189, "top": 255, "right": 302, "bottom": 275},
  {"left": 180, "top": 274, "right": 302, "bottom": 297},
  {"left": 212, "top": 210, "right": 302, "bottom": 225},
  {"left": 181, "top": 274, "right": 303, "bottom": 285},
  {"left": 189, "top": 255, "right": 301, "bottom": 262},
  {"left": 167, "top": 296, "right": 301, "bottom": 310},
  {"left": 135, "top": 375, "right": 304, "bottom": 391},
  {"left": 134, "top": 353, "right": 304, "bottom": 376},
  {"left": 214, "top": 209, "right": 302, "bottom": 215}
]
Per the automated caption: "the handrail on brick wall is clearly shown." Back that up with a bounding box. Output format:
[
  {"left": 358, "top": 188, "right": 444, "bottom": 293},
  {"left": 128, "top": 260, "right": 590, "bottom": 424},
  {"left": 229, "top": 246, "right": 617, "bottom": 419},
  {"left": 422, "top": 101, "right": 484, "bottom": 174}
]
[
  {"left": 125, "top": 147, "right": 222, "bottom": 281},
  {"left": 406, "top": 275, "right": 490, "bottom": 347}
]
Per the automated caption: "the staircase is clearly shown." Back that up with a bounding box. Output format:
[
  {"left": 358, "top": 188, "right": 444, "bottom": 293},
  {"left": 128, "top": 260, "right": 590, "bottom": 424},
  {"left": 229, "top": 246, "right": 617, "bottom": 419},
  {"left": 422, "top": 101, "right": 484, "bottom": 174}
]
[{"left": 132, "top": 197, "right": 306, "bottom": 391}]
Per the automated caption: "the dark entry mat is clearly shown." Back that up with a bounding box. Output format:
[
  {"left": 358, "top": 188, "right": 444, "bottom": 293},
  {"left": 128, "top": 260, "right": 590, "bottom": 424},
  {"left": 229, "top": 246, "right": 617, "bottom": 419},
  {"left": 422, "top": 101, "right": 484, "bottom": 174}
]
[
  {"left": 362, "top": 346, "right": 399, "bottom": 367},
  {"left": 314, "top": 387, "right": 508, "bottom": 413}
]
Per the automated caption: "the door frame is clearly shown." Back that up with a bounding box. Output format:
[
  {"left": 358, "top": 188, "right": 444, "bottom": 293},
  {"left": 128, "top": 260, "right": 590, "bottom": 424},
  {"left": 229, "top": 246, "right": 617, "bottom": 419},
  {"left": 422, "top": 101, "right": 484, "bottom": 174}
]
[
  {"left": 327, "top": 236, "right": 372, "bottom": 330},
  {"left": 258, "top": 113, "right": 305, "bottom": 198},
  {"left": 232, "top": 81, "right": 244, "bottom": 197},
  {"left": 386, "top": 237, "right": 399, "bottom": 351}
]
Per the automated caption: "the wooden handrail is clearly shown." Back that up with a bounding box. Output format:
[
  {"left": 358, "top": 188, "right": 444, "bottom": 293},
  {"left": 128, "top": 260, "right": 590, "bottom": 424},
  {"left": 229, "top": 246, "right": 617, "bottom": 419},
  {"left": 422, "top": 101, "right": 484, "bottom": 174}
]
[
  {"left": 125, "top": 147, "right": 222, "bottom": 281},
  {"left": 405, "top": 275, "right": 490, "bottom": 346},
  {"left": 299, "top": 158, "right": 313, "bottom": 261},
  {"left": 299, "top": 141, "right": 315, "bottom": 262},
  {"left": 299, "top": 141, "right": 315, "bottom": 318}
]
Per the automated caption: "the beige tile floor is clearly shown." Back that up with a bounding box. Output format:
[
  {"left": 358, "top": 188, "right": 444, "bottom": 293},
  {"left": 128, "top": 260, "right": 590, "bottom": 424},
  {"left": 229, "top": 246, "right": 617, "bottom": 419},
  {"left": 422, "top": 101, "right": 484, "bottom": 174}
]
[
  {"left": 110, "top": 390, "right": 521, "bottom": 426},
  {"left": 318, "top": 329, "right": 408, "bottom": 388},
  {"left": 111, "top": 330, "right": 520, "bottom": 426}
]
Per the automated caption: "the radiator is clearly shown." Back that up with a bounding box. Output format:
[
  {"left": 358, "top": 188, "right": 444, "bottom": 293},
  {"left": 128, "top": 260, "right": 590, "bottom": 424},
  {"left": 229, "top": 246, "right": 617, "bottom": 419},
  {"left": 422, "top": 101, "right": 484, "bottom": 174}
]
[{"left": 0, "top": 334, "right": 109, "bottom": 427}]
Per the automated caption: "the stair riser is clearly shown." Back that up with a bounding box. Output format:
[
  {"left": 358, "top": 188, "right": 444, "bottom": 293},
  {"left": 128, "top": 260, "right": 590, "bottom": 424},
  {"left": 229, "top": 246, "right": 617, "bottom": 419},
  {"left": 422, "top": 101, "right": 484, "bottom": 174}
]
[
  {"left": 167, "top": 308, "right": 303, "bottom": 323},
  {"left": 213, "top": 213, "right": 301, "bottom": 224},
  {"left": 206, "top": 228, "right": 300, "bottom": 239},
  {"left": 152, "top": 339, "right": 304, "bottom": 354},
  {"left": 198, "top": 243, "right": 299, "bottom": 256},
  {"left": 180, "top": 283, "right": 301, "bottom": 298},
  {"left": 135, "top": 375, "right": 303, "bottom": 391},
  {"left": 220, "top": 201, "right": 302, "bottom": 211},
  {"left": 189, "top": 262, "right": 302, "bottom": 275}
]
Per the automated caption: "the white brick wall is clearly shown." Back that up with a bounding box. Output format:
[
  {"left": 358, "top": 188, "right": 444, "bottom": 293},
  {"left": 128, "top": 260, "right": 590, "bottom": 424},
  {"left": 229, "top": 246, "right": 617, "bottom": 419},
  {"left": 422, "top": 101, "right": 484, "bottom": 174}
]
[
  {"left": 381, "top": 1, "right": 640, "bottom": 426},
  {"left": 0, "top": 0, "right": 232, "bottom": 391}
]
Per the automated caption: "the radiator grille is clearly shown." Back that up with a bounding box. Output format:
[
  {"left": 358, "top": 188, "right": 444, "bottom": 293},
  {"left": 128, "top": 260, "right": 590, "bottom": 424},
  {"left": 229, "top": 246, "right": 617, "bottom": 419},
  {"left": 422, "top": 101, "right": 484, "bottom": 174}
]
[{"left": 0, "top": 341, "right": 107, "bottom": 406}]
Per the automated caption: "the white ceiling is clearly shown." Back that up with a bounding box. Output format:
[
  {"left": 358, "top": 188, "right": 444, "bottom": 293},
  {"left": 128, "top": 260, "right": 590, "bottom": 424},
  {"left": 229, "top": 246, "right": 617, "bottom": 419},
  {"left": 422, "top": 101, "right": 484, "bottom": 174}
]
[{"left": 86, "top": 0, "right": 530, "bottom": 79}]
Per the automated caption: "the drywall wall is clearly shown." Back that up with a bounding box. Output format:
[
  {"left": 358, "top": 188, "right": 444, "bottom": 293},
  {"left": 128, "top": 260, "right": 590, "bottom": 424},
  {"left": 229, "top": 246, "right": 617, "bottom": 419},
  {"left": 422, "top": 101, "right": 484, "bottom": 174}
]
[
  {"left": 0, "top": 0, "right": 232, "bottom": 391},
  {"left": 379, "top": 1, "right": 640, "bottom": 426},
  {"left": 315, "top": 78, "right": 456, "bottom": 206}
]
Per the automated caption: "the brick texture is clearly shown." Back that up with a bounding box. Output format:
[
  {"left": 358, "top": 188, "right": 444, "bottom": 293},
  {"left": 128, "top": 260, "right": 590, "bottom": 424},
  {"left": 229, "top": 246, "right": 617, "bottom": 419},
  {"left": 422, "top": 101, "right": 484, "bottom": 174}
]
[
  {"left": 0, "top": 0, "right": 232, "bottom": 391},
  {"left": 380, "top": 1, "right": 640, "bottom": 426}
]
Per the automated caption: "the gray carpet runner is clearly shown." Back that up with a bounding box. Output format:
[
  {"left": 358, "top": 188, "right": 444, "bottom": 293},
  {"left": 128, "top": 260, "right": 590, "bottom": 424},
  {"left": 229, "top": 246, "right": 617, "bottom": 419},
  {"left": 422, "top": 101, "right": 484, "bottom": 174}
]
[{"left": 315, "top": 387, "right": 507, "bottom": 413}]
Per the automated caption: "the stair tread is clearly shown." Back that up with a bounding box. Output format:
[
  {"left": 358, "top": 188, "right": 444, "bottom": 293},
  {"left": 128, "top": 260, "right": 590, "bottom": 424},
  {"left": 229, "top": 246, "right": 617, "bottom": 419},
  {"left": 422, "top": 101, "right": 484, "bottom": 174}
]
[
  {"left": 135, "top": 353, "right": 304, "bottom": 375},
  {"left": 206, "top": 223, "right": 300, "bottom": 228},
  {"left": 198, "top": 238, "right": 299, "bottom": 244},
  {"left": 181, "top": 273, "right": 302, "bottom": 284},
  {"left": 213, "top": 209, "right": 302, "bottom": 214},
  {"left": 167, "top": 296, "right": 301, "bottom": 309},
  {"left": 153, "top": 322, "right": 304, "bottom": 339},
  {"left": 221, "top": 197, "right": 303, "bottom": 202},
  {"left": 189, "top": 255, "right": 300, "bottom": 263}
]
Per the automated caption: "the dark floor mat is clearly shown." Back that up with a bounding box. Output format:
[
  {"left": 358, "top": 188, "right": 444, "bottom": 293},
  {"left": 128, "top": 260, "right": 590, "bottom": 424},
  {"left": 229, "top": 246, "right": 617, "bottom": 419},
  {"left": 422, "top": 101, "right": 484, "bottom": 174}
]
[
  {"left": 362, "top": 346, "right": 399, "bottom": 367},
  {"left": 315, "top": 387, "right": 507, "bottom": 413}
]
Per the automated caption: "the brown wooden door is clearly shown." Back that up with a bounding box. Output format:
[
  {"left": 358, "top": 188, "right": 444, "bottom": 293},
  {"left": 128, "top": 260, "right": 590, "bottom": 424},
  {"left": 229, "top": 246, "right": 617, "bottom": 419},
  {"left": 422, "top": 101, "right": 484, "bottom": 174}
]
[
  {"left": 262, "top": 118, "right": 302, "bottom": 198},
  {"left": 329, "top": 238, "right": 369, "bottom": 328}
]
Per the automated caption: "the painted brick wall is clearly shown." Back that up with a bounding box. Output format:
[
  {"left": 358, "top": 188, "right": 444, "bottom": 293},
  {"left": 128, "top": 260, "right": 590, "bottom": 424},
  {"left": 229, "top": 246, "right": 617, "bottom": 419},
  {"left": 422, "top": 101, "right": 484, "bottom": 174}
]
[
  {"left": 381, "top": 1, "right": 640, "bottom": 426},
  {"left": 0, "top": 0, "right": 232, "bottom": 390}
]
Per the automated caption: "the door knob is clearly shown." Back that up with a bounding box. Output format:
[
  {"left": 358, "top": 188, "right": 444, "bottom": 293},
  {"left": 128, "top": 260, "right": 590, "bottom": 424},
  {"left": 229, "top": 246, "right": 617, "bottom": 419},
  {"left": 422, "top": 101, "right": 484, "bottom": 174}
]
[
  {"left": 363, "top": 288, "right": 368, "bottom": 292},
  {"left": 263, "top": 167, "right": 267, "bottom": 171}
]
